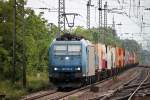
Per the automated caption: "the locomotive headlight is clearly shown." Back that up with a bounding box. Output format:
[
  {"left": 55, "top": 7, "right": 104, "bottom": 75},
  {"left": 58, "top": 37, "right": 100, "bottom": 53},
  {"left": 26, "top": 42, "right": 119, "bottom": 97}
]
[
  {"left": 76, "top": 67, "right": 81, "bottom": 71},
  {"left": 65, "top": 56, "right": 69, "bottom": 60},
  {"left": 54, "top": 67, "right": 58, "bottom": 71}
]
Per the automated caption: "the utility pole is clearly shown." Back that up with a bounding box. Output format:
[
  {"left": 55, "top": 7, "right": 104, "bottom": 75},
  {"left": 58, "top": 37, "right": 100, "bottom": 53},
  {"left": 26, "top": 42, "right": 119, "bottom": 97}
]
[
  {"left": 141, "top": 15, "right": 144, "bottom": 33},
  {"left": 112, "top": 15, "right": 116, "bottom": 35},
  {"left": 98, "top": 0, "right": 102, "bottom": 32},
  {"left": 129, "top": 0, "right": 131, "bottom": 17},
  {"left": 13, "top": 0, "right": 27, "bottom": 87},
  {"left": 98, "top": 0, "right": 103, "bottom": 43},
  {"left": 104, "top": 1, "right": 107, "bottom": 29},
  {"left": 87, "top": 0, "right": 94, "bottom": 29},
  {"left": 137, "top": 0, "right": 141, "bottom": 18},
  {"left": 13, "top": 0, "right": 16, "bottom": 83},
  {"left": 58, "top": 0, "right": 65, "bottom": 37},
  {"left": 141, "top": 15, "right": 145, "bottom": 45},
  {"left": 20, "top": 0, "right": 26, "bottom": 88},
  {"left": 112, "top": 15, "right": 115, "bottom": 30}
]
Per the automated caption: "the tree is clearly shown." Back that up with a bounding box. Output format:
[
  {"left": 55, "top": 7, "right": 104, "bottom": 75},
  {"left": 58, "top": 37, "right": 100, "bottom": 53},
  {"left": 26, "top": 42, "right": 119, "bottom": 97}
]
[
  {"left": 122, "top": 39, "right": 141, "bottom": 53},
  {"left": 0, "top": 0, "right": 57, "bottom": 81}
]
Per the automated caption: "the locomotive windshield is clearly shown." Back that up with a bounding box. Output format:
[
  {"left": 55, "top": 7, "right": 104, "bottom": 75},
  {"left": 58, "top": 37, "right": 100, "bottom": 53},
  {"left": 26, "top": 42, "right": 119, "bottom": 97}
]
[
  {"left": 54, "top": 44, "right": 81, "bottom": 55},
  {"left": 54, "top": 45, "right": 67, "bottom": 55},
  {"left": 68, "top": 45, "right": 81, "bottom": 55}
]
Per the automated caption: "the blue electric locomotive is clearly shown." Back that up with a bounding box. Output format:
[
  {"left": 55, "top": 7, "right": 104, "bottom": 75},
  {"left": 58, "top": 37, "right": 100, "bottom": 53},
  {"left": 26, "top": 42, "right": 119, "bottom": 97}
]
[{"left": 48, "top": 34, "right": 96, "bottom": 88}]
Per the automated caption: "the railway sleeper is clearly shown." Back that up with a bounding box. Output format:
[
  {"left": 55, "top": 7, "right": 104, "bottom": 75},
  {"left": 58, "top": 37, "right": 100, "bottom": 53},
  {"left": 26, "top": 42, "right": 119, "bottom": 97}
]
[
  {"left": 109, "top": 94, "right": 130, "bottom": 100},
  {"left": 124, "top": 82, "right": 150, "bottom": 89}
]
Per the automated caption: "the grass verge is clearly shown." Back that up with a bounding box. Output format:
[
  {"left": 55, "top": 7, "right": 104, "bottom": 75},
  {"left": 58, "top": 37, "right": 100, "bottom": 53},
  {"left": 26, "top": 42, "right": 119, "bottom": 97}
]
[{"left": 0, "top": 71, "right": 50, "bottom": 100}]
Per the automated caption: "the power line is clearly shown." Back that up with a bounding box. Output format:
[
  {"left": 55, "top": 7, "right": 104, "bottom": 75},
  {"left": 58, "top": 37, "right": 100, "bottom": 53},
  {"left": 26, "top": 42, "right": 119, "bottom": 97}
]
[{"left": 38, "top": 0, "right": 52, "bottom": 8}]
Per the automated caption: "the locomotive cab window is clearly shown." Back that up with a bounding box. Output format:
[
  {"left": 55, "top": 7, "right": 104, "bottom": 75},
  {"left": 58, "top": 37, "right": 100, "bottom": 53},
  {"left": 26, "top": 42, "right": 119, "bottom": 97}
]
[
  {"left": 54, "top": 45, "right": 67, "bottom": 55},
  {"left": 68, "top": 45, "right": 81, "bottom": 55},
  {"left": 54, "top": 44, "right": 81, "bottom": 55}
]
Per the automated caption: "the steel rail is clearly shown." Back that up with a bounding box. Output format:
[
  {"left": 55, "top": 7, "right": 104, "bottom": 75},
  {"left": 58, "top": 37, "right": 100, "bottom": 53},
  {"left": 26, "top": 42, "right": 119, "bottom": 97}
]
[
  {"left": 128, "top": 71, "right": 150, "bottom": 100},
  {"left": 49, "top": 77, "right": 113, "bottom": 100},
  {"left": 23, "top": 67, "right": 140, "bottom": 100},
  {"left": 23, "top": 77, "right": 112, "bottom": 100},
  {"left": 89, "top": 68, "right": 140, "bottom": 100},
  {"left": 22, "top": 90, "right": 57, "bottom": 100}
]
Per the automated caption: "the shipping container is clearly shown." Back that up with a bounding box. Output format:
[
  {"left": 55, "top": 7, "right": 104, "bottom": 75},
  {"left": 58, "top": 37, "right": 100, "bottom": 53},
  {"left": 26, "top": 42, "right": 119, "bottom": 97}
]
[
  {"left": 102, "top": 44, "right": 107, "bottom": 69},
  {"left": 134, "top": 53, "right": 138, "bottom": 64},
  {"left": 133, "top": 52, "right": 138, "bottom": 64},
  {"left": 95, "top": 43, "right": 107, "bottom": 70},
  {"left": 95, "top": 43, "right": 102, "bottom": 71},
  {"left": 121, "top": 48, "right": 125, "bottom": 67},
  {"left": 115, "top": 47, "right": 120, "bottom": 68},
  {"left": 111, "top": 47, "right": 116, "bottom": 68},
  {"left": 128, "top": 52, "right": 133, "bottom": 65},
  {"left": 87, "top": 45, "right": 96, "bottom": 76},
  {"left": 107, "top": 46, "right": 113, "bottom": 69},
  {"left": 115, "top": 47, "right": 124, "bottom": 68},
  {"left": 125, "top": 50, "right": 129, "bottom": 66}
]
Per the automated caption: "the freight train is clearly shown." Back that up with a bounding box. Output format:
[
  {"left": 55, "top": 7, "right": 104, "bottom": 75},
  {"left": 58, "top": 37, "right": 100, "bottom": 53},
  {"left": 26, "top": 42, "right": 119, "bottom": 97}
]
[{"left": 48, "top": 34, "right": 139, "bottom": 88}]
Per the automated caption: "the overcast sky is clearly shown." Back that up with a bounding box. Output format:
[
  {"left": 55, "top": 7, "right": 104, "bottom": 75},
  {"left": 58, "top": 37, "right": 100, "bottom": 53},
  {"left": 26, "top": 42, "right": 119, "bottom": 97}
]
[{"left": 26, "top": 0, "right": 150, "bottom": 49}]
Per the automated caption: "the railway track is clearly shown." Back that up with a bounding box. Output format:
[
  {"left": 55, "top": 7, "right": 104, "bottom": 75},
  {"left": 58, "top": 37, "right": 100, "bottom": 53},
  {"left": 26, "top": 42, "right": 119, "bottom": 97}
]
[
  {"left": 22, "top": 67, "right": 140, "bottom": 100},
  {"left": 98, "top": 67, "right": 150, "bottom": 100},
  {"left": 32, "top": 77, "right": 113, "bottom": 100},
  {"left": 23, "top": 75, "right": 117, "bottom": 100},
  {"left": 22, "top": 90, "right": 57, "bottom": 100}
]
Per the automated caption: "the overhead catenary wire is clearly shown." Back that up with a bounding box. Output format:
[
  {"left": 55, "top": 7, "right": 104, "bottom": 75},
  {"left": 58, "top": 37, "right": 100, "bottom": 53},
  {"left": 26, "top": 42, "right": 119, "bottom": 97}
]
[{"left": 26, "top": 0, "right": 149, "bottom": 35}]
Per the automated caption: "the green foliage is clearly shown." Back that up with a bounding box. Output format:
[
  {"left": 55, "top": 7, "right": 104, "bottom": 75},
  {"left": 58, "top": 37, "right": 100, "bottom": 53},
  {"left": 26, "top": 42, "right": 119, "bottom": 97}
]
[
  {"left": 122, "top": 39, "right": 141, "bottom": 53},
  {"left": 0, "top": 0, "right": 56, "bottom": 80},
  {"left": 140, "top": 50, "right": 150, "bottom": 65},
  {"left": 0, "top": 0, "right": 14, "bottom": 79},
  {"left": 0, "top": 1, "right": 55, "bottom": 99},
  {"left": 0, "top": 80, "right": 27, "bottom": 100},
  {"left": 27, "top": 71, "right": 49, "bottom": 92},
  {"left": 73, "top": 26, "right": 93, "bottom": 41},
  {"left": 0, "top": 71, "right": 49, "bottom": 100},
  {"left": 73, "top": 26, "right": 122, "bottom": 47}
]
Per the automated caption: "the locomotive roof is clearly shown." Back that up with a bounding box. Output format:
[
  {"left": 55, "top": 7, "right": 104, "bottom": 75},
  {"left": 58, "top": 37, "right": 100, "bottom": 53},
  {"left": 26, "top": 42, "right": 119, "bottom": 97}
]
[{"left": 56, "top": 33, "right": 86, "bottom": 41}]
